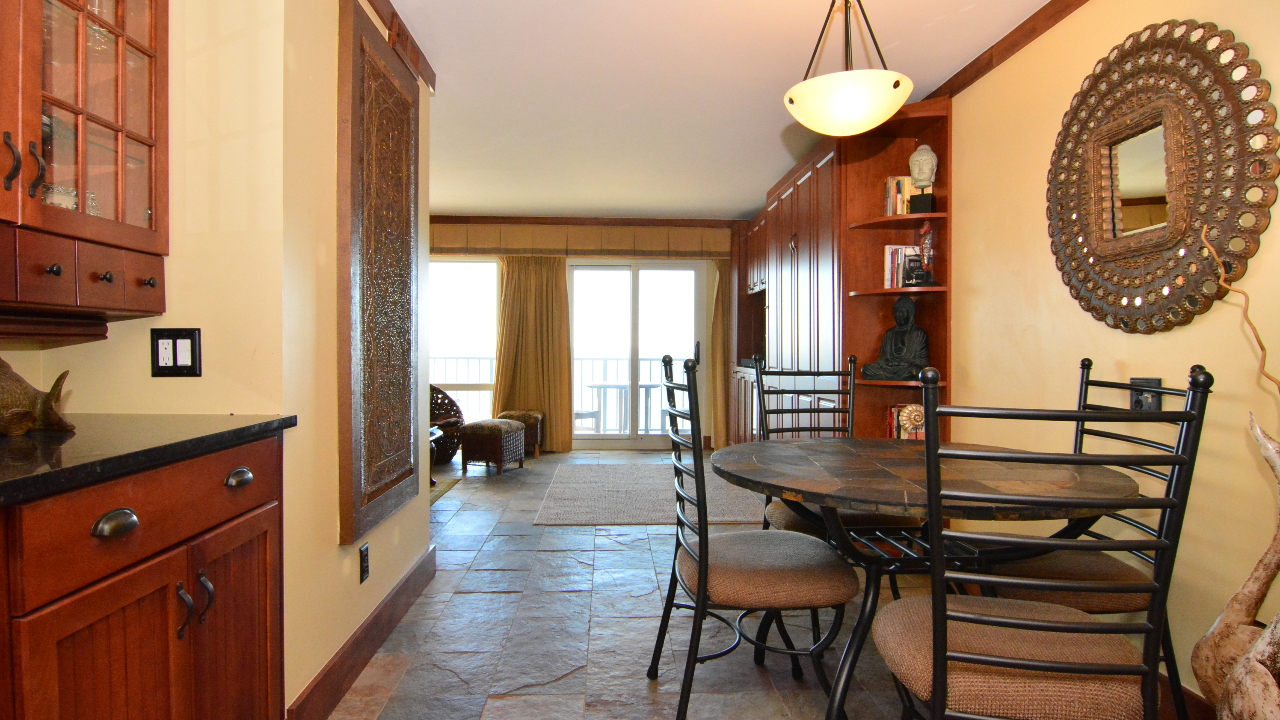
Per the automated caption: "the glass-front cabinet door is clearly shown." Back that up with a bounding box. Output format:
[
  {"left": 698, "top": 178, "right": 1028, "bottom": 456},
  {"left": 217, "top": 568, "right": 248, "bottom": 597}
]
[
  {"left": 0, "top": 0, "right": 22, "bottom": 224},
  {"left": 18, "top": 0, "right": 167, "bottom": 254}
]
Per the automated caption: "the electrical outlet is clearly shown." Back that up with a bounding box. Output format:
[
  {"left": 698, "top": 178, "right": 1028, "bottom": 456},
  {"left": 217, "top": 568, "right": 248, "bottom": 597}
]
[
  {"left": 151, "top": 329, "right": 202, "bottom": 377},
  {"left": 1130, "top": 377, "right": 1163, "bottom": 412},
  {"left": 359, "top": 543, "right": 370, "bottom": 583}
]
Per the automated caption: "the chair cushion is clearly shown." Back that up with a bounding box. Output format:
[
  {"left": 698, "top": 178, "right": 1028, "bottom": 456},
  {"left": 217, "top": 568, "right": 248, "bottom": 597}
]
[
  {"left": 459, "top": 418, "right": 525, "bottom": 436},
  {"left": 764, "top": 500, "right": 921, "bottom": 538},
  {"left": 872, "top": 594, "right": 1143, "bottom": 720},
  {"left": 676, "top": 530, "right": 860, "bottom": 610},
  {"left": 992, "top": 550, "right": 1151, "bottom": 614},
  {"left": 434, "top": 417, "right": 464, "bottom": 429},
  {"left": 497, "top": 410, "right": 544, "bottom": 424}
]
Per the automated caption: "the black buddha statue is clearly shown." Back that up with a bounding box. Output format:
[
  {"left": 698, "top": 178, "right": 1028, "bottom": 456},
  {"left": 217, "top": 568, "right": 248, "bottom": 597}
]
[{"left": 860, "top": 296, "right": 930, "bottom": 382}]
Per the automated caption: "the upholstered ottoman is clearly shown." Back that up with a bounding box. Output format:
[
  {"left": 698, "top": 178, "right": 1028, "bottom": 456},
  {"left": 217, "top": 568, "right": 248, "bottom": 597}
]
[
  {"left": 495, "top": 410, "right": 544, "bottom": 458},
  {"left": 459, "top": 419, "right": 525, "bottom": 474}
]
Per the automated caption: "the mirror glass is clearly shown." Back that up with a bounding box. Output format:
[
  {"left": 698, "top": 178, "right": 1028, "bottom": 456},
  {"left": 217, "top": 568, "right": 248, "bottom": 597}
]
[{"left": 1111, "top": 125, "right": 1168, "bottom": 236}]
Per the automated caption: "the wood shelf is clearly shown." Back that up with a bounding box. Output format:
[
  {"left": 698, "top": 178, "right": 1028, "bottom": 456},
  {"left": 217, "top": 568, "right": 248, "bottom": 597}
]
[
  {"left": 849, "top": 213, "right": 948, "bottom": 230},
  {"left": 854, "top": 379, "right": 949, "bottom": 388},
  {"left": 848, "top": 286, "right": 948, "bottom": 297}
]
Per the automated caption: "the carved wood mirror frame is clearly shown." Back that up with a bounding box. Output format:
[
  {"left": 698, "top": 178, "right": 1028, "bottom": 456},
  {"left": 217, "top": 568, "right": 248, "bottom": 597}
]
[
  {"left": 337, "top": 0, "right": 421, "bottom": 544},
  {"left": 1048, "top": 20, "right": 1279, "bottom": 334}
]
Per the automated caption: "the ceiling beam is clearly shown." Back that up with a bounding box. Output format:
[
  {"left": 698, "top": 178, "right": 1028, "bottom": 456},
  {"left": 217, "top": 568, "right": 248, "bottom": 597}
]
[{"left": 925, "top": 0, "right": 1090, "bottom": 100}]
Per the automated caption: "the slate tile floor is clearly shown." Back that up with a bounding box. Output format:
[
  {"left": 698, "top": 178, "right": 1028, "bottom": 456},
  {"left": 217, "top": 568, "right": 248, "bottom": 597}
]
[{"left": 329, "top": 450, "right": 913, "bottom": 720}]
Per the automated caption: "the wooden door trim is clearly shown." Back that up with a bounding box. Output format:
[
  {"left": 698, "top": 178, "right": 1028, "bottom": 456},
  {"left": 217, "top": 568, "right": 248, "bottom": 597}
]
[
  {"left": 285, "top": 545, "right": 436, "bottom": 720},
  {"left": 431, "top": 215, "right": 738, "bottom": 229},
  {"left": 925, "top": 0, "right": 1090, "bottom": 100}
]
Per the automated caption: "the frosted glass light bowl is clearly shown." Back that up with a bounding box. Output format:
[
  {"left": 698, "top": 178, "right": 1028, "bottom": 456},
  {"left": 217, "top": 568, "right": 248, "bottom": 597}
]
[{"left": 785, "top": 69, "right": 913, "bottom": 136}]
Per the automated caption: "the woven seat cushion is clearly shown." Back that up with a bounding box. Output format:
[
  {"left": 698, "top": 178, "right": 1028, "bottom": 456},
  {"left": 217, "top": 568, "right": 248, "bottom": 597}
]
[
  {"left": 496, "top": 410, "right": 544, "bottom": 425},
  {"left": 676, "top": 530, "right": 860, "bottom": 610},
  {"left": 459, "top": 418, "right": 525, "bottom": 436},
  {"left": 993, "top": 550, "right": 1151, "bottom": 614},
  {"left": 872, "top": 594, "right": 1142, "bottom": 720},
  {"left": 764, "top": 500, "right": 921, "bottom": 538}
]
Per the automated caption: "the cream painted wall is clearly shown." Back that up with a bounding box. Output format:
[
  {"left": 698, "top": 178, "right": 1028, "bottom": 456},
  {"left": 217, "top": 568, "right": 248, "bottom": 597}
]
[
  {"left": 951, "top": 0, "right": 1280, "bottom": 690},
  {"left": 0, "top": 0, "right": 434, "bottom": 705}
]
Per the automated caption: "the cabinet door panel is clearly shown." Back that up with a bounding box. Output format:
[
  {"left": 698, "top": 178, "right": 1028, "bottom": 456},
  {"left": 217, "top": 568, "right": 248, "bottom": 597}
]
[
  {"left": 15, "top": 230, "right": 76, "bottom": 306},
  {"left": 778, "top": 188, "right": 795, "bottom": 371},
  {"left": 794, "top": 169, "right": 813, "bottom": 373},
  {"left": 765, "top": 199, "right": 781, "bottom": 370},
  {"left": 11, "top": 547, "right": 193, "bottom": 720},
  {"left": 814, "top": 151, "right": 840, "bottom": 373},
  {"left": 76, "top": 242, "right": 128, "bottom": 309},
  {"left": 190, "top": 503, "right": 282, "bottom": 720},
  {"left": 0, "top": 0, "right": 19, "bottom": 223}
]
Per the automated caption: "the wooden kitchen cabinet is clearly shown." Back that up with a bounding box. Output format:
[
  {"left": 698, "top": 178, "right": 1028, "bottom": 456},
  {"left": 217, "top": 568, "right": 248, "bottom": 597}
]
[
  {"left": 2, "top": 435, "right": 285, "bottom": 720},
  {"left": 0, "top": 0, "right": 168, "bottom": 344}
]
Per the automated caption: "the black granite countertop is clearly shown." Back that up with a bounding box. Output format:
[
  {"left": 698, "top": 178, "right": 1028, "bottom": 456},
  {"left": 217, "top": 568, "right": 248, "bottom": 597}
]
[{"left": 0, "top": 414, "right": 298, "bottom": 505}]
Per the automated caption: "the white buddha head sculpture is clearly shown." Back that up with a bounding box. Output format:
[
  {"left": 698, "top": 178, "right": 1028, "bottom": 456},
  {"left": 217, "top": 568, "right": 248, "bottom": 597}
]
[{"left": 908, "top": 145, "right": 938, "bottom": 190}]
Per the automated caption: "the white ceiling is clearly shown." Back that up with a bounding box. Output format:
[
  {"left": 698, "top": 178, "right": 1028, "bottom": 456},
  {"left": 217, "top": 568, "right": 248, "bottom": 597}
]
[{"left": 399, "top": 0, "right": 1054, "bottom": 220}]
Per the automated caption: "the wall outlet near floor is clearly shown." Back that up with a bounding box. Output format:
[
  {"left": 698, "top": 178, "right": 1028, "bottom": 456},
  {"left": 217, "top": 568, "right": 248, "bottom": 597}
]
[
  {"left": 1130, "top": 377, "right": 1163, "bottom": 412},
  {"left": 359, "top": 543, "right": 370, "bottom": 583},
  {"left": 151, "top": 328, "right": 202, "bottom": 377}
]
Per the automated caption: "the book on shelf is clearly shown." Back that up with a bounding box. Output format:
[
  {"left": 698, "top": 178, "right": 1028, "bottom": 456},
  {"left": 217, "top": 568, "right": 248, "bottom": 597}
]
[
  {"left": 884, "top": 177, "right": 932, "bottom": 216},
  {"left": 886, "top": 403, "right": 925, "bottom": 440},
  {"left": 883, "top": 245, "right": 920, "bottom": 288}
]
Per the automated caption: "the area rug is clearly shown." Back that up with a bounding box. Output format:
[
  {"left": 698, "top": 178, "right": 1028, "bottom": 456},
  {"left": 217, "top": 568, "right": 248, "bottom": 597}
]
[{"left": 534, "top": 463, "right": 763, "bottom": 525}]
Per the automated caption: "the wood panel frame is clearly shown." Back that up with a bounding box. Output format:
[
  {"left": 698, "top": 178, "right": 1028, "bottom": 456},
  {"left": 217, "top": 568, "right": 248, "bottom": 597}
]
[{"left": 337, "top": 0, "right": 421, "bottom": 545}]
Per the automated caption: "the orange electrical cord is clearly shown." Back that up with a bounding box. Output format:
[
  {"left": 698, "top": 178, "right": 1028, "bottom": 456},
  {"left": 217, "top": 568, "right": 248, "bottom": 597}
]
[{"left": 1202, "top": 226, "right": 1280, "bottom": 396}]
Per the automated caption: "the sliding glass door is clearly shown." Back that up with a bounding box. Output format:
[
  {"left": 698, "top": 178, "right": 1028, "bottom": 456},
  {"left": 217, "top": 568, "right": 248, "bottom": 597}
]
[{"left": 571, "top": 261, "right": 705, "bottom": 448}]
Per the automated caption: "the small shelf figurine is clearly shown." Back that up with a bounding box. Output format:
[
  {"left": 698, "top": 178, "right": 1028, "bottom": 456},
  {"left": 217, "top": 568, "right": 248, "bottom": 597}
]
[
  {"left": 903, "top": 220, "right": 938, "bottom": 287},
  {"left": 860, "top": 296, "right": 930, "bottom": 382},
  {"left": 908, "top": 144, "right": 937, "bottom": 214},
  {"left": 0, "top": 358, "right": 75, "bottom": 436}
]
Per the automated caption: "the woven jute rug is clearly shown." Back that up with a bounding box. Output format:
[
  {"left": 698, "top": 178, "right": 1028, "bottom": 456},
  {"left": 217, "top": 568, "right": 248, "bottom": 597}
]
[{"left": 534, "top": 463, "right": 763, "bottom": 526}]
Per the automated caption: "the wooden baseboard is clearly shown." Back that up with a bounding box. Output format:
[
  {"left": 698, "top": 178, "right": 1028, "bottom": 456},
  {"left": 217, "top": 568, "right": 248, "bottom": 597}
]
[
  {"left": 1161, "top": 674, "right": 1215, "bottom": 720},
  {"left": 285, "top": 545, "right": 437, "bottom": 720}
]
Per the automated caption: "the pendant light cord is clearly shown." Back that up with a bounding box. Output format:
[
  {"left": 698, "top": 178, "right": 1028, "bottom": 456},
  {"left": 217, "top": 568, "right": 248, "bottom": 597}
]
[{"left": 801, "top": 0, "right": 889, "bottom": 80}]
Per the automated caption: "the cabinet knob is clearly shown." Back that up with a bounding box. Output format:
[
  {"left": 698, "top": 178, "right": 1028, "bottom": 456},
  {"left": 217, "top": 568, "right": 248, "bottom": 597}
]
[
  {"left": 225, "top": 466, "right": 255, "bottom": 488},
  {"left": 91, "top": 508, "right": 139, "bottom": 538},
  {"left": 99, "top": 271, "right": 114, "bottom": 283},
  {"left": 3, "top": 131, "right": 19, "bottom": 191},
  {"left": 144, "top": 277, "right": 158, "bottom": 288},
  {"left": 45, "top": 264, "right": 62, "bottom": 277}
]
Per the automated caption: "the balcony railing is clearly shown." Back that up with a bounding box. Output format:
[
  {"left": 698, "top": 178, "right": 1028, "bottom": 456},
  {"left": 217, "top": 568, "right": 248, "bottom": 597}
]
[{"left": 429, "top": 356, "right": 689, "bottom": 435}]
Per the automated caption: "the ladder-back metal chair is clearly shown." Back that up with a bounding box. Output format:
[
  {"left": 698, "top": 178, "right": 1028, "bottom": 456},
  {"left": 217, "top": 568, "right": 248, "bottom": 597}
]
[
  {"left": 871, "top": 366, "right": 1211, "bottom": 720},
  {"left": 984, "top": 358, "right": 1207, "bottom": 720},
  {"left": 647, "top": 355, "right": 862, "bottom": 720}
]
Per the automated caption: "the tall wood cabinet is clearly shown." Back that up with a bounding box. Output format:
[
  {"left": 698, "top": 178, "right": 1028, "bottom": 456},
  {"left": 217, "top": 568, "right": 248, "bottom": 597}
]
[
  {"left": 2, "top": 437, "right": 284, "bottom": 720},
  {"left": 0, "top": 0, "right": 168, "bottom": 344},
  {"left": 730, "top": 98, "right": 953, "bottom": 442}
]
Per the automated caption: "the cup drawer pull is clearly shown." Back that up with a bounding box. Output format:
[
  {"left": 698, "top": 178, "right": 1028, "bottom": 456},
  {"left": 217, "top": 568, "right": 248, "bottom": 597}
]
[
  {"left": 91, "top": 508, "right": 139, "bottom": 538},
  {"left": 225, "top": 466, "right": 255, "bottom": 488}
]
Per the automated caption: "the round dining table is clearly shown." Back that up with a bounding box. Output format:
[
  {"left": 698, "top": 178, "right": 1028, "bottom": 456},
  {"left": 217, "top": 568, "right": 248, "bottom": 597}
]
[{"left": 709, "top": 436, "right": 1140, "bottom": 720}]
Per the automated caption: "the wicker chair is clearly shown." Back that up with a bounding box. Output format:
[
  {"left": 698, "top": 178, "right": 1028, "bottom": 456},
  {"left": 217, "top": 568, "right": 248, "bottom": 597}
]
[{"left": 430, "top": 385, "right": 464, "bottom": 464}]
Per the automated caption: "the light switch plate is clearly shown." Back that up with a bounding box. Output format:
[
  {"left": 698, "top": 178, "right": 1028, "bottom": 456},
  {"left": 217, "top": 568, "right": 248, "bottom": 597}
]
[{"left": 151, "top": 329, "right": 202, "bottom": 377}]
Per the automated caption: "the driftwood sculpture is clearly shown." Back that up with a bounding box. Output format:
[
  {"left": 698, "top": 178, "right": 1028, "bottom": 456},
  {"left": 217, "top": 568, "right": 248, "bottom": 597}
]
[
  {"left": 0, "top": 358, "right": 74, "bottom": 436},
  {"left": 1220, "top": 607, "right": 1280, "bottom": 720},
  {"left": 1192, "top": 417, "right": 1280, "bottom": 709}
]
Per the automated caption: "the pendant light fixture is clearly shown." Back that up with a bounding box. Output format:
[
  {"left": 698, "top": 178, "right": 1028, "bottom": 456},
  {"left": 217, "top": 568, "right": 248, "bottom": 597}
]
[{"left": 784, "top": 0, "right": 912, "bottom": 137}]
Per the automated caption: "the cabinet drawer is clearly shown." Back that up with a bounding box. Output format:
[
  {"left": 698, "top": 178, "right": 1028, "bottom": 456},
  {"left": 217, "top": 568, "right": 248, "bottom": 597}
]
[
  {"left": 15, "top": 229, "right": 75, "bottom": 307},
  {"left": 123, "top": 249, "right": 165, "bottom": 313},
  {"left": 75, "top": 241, "right": 128, "bottom": 309},
  {"left": 8, "top": 437, "right": 282, "bottom": 614}
]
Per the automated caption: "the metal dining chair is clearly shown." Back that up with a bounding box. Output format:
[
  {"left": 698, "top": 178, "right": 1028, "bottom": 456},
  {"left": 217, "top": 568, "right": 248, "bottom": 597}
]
[
  {"left": 647, "top": 355, "right": 862, "bottom": 720},
  {"left": 870, "top": 366, "right": 1212, "bottom": 720},
  {"left": 981, "top": 358, "right": 1208, "bottom": 720}
]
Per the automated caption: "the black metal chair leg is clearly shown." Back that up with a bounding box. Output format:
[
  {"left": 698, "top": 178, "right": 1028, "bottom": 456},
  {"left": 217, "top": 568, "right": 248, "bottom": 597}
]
[
  {"left": 810, "top": 608, "right": 822, "bottom": 644},
  {"left": 675, "top": 596, "right": 709, "bottom": 720},
  {"left": 648, "top": 552, "right": 680, "bottom": 680},
  {"left": 826, "top": 566, "right": 881, "bottom": 720},
  {"left": 753, "top": 610, "right": 776, "bottom": 666},
  {"left": 1162, "top": 621, "right": 1192, "bottom": 720},
  {"left": 893, "top": 676, "right": 917, "bottom": 720},
  {"left": 888, "top": 572, "right": 902, "bottom": 601},
  {"left": 772, "top": 614, "right": 805, "bottom": 680}
]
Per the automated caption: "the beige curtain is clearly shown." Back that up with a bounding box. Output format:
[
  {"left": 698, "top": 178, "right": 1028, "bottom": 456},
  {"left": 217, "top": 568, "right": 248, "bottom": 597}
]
[
  {"left": 492, "top": 256, "right": 574, "bottom": 452},
  {"left": 709, "top": 259, "right": 731, "bottom": 449}
]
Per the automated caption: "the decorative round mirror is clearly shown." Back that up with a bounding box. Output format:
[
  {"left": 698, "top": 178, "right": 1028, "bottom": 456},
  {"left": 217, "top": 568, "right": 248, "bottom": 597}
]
[{"left": 1048, "top": 20, "right": 1279, "bottom": 334}]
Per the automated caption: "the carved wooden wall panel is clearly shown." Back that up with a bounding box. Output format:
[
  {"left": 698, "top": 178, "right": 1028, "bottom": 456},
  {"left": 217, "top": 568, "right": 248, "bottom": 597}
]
[{"left": 338, "top": 1, "right": 420, "bottom": 544}]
